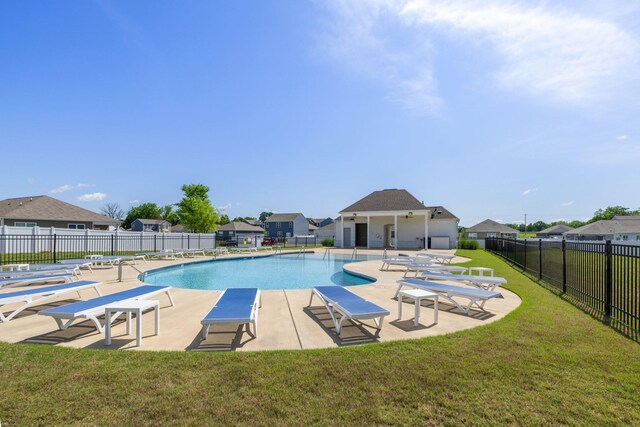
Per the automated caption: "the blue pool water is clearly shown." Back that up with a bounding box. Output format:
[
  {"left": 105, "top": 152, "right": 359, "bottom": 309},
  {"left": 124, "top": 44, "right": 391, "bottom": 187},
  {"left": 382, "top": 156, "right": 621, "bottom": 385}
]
[{"left": 142, "top": 253, "right": 379, "bottom": 290}]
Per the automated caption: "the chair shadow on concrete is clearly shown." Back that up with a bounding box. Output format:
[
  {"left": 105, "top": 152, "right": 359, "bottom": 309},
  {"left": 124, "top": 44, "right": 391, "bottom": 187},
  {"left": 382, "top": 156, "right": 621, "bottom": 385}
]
[
  {"left": 304, "top": 305, "right": 382, "bottom": 346},
  {"left": 187, "top": 323, "right": 256, "bottom": 351}
]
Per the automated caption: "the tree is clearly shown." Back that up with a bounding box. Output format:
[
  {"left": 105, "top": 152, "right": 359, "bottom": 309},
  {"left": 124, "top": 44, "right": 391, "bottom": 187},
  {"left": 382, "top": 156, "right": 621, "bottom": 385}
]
[
  {"left": 259, "top": 211, "right": 273, "bottom": 222},
  {"left": 219, "top": 214, "right": 231, "bottom": 225},
  {"left": 122, "top": 203, "right": 162, "bottom": 229},
  {"left": 590, "top": 206, "right": 637, "bottom": 222},
  {"left": 160, "top": 205, "right": 179, "bottom": 225},
  {"left": 100, "top": 203, "right": 124, "bottom": 220},
  {"left": 175, "top": 184, "right": 219, "bottom": 233}
]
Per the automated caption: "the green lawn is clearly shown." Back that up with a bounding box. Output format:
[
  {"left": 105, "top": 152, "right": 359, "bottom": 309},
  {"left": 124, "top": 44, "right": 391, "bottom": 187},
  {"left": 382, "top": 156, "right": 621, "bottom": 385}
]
[{"left": 1, "top": 250, "right": 638, "bottom": 425}]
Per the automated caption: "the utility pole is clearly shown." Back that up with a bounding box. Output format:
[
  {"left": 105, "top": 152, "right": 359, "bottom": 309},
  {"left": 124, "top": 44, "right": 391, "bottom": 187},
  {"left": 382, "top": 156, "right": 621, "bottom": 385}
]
[{"left": 524, "top": 213, "right": 527, "bottom": 233}]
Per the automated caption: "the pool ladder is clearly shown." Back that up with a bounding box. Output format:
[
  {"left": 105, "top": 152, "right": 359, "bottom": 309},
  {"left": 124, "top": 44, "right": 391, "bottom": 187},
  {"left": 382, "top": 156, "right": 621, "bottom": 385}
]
[
  {"left": 297, "top": 246, "right": 306, "bottom": 258},
  {"left": 350, "top": 247, "right": 358, "bottom": 260},
  {"left": 118, "top": 261, "right": 144, "bottom": 282},
  {"left": 323, "top": 247, "right": 331, "bottom": 259}
]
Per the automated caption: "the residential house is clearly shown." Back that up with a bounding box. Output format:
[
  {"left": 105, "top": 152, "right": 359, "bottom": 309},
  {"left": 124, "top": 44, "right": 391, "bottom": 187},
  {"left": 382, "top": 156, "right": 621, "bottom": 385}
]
[
  {"left": 536, "top": 224, "right": 574, "bottom": 238},
  {"left": 309, "top": 217, "right": 334, "bottom": 228},
  {"left": 131, "top": 219, "right": 171, "bottom": 232},
  {"left": 564, "top": 216, "right": 640, "bottom": 242},
  {"left": 334, "top": 189, "right": 459, "bottom": 250},
  {"left": 465, "top": 219, "right": 518, "bottom": 248},
  {"left": 308, "top": 223, "right": 319, "bottom": 234},
  {"left": 243, "top": 219, "right": 263, "bottom": 228},
  {"left": 217, "top": 221, "right": 266, "bottom": 240},
  {"left": 0, "top": 195, "right": 119, "bottom": 230},
  {"left": 314, "top": 222, "right": 335, "bottom": 240},
  {"left": 264, "top": 213, "right": 308, "bottom": 238}
]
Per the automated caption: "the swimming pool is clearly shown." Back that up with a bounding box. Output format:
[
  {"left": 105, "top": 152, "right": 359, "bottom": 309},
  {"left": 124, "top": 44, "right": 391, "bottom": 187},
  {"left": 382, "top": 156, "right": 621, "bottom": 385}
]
[{"left": 142, "top": 253, "right": 379, "bottom": 291}]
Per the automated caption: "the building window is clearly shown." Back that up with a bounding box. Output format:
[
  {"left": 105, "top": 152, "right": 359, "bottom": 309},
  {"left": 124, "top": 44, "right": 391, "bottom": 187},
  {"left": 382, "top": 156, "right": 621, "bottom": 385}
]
[
  {"left": 622, "top": 235, "right": 629, "bottom": 241},
  {"left": 15, "top": 222, "right": 37, "bottom": 227},
  {"left": 68, "top": 224, "right": 86, "bottom": 230},
  {"left": 468, "top": 233, "right": 477, "bottom": 239},
  {"left": 289, "top": 222, "right": 293, "bottom": 228},
  {"left": 276, "top": 222, "right": 281, "bottom": 229},
  {"left": 487, "top": 233, "right": 497, "bottom": 238},
  {"left": 277, "top": 231, "right": 283, "bottom": 237}
]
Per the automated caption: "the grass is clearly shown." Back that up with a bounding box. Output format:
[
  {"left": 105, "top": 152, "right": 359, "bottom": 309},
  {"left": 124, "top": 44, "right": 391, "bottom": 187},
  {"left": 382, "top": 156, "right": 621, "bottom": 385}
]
[{"left": 1, "top": 250, "right": 639, "bottom": 425}]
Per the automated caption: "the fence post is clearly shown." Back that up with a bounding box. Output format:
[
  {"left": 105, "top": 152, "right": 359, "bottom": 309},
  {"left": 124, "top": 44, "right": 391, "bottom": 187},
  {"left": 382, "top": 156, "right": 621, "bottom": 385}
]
[
  {"left": 514, "top": 237, "right": 517, "bottom": 265},
  {"left": 111, "top": 234, "right": 115, "bottom": 256},
  {"left": 188, "top": 234, "right": 190, "bottom": 249},
  {"left": 154, "top": 234, "right": 157, "bottom": 252},
  {"left": 53, "top": 234, "right": 57, "bottom": 263},
  {"left": 562, "top": 239, "right": 567, "bottom": 293},
  {"left": 604, "top": 240, "right": 612, "bottom": 321},
  {"left": 538, "top": 238, "right": 542, "bottom": 280},
  {"left": 523, "top": 239, "right": 527, "bottom": 272}
]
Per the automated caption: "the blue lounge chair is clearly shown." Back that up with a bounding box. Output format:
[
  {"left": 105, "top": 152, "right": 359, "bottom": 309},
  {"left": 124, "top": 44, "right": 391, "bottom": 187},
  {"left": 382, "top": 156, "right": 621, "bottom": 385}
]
[
  {"left": 201, "top": 288, "right": 261, "bottom": 339},
  {"left": 0, "top": 267, "right": 79, "bottom": 279},
  {"left": 396, "top": 279, "right": 503, "bottom": 315},
  {"left": 309, "top": 286, "right": 390, "bottom": 335},
  {"left": 0, "top": 273, "right": 74, "bottom": 289},
  {"left": 39, "top": 285, "right": 174, "bottom": 332},
  {"left": 0, "top": 281, "right": 101, "bottom": 322}
]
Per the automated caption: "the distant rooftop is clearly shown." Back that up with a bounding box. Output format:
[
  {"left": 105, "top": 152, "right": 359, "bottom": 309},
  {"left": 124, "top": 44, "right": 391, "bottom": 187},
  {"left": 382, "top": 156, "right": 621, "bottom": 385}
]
[
  {"left": 340, "top": 189, "right": 428, "bottom": 213},
  {"left": 0, "top": 195, "right": 118, "bottom": 224}
]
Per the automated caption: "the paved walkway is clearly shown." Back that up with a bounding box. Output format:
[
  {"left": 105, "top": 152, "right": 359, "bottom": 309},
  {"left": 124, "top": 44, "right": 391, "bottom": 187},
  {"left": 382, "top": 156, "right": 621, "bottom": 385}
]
[{"left": 0, "top": 249, "right": 521, "bottom": 351}]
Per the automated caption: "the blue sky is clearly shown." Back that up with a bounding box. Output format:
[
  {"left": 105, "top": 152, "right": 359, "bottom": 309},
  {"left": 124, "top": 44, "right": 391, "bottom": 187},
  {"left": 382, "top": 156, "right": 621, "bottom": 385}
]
[{"left": 1, "top": 1, "right": 638, "bottom": 227}]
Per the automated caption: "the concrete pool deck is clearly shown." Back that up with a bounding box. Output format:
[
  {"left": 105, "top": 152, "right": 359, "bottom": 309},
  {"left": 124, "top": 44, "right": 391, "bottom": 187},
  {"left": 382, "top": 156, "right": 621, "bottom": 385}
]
[{"left": 0, "top": 249, "right": 521, "bottom": 351}]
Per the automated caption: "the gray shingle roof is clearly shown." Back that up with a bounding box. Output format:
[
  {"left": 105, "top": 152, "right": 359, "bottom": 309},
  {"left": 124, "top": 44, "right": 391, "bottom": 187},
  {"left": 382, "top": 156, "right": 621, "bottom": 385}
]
[
  {"left": 340, "top": 189, "right": 428, "bottom": 213},
  {"left": 426, "top": 206, "right": 459, "bottom": 220},
  {"left": 217, "top": 221, "right": 265, "bottom": 232},
  {"left": 466, "top": 219, "right": 519, "bottom": 234},
  {"left": 265, "top": 213, "right": 303, "bottom": 222},
  {"left": 538, "top": 224, "right": 574, "bottom": 234},
  {"left": 566, "top": 218, "right": 640, "bottom": 235},
  {"left": 136, "top": 219, "right": 168, "bottom": 225},
  {"left": 0, "top": 195, "right": 119, "bottom": 224}
]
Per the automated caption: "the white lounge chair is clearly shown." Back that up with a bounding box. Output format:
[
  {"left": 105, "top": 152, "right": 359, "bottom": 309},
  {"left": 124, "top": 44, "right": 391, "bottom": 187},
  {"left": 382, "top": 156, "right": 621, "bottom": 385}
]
[
  {"left": 403, "top": 264, "right": 468, "bottom": 278},
  {"left": 39, "top": 285, "right": 174, "bottom": 333},
  {"left": 83, "top": 255, "right": 123, "bottom": 267},
  {"left": 183, "top": 249, "right": 206, "bottom": 257},
  {"left": 0, "top": 273, "right": 74, "bottom": 289},
  {"left": 309, "top": 286, "right": 390, "bottom": 336},
  {"left": 201, "top": 288, "right": 261, "bottom": 339},
  {"left": 396, "top": 279, "right": 503, "bottom": 315},
  {"left": 0, "top": 280, "right": 101, "bottom": 322},
  {"left": 415, "top": 252, "right": 456, "bottom": 264},
  {"left": 381, "top": 257, "right": 432, "bottom": 271},
  {"left": 1, "top": 267, "right": 79, "bottom": 279},
  {"left": 420, "top": 272, "right": 506, "bottom": 291},
  {"left": 58, "top": 259, "right": 95, "bottom": 272}
]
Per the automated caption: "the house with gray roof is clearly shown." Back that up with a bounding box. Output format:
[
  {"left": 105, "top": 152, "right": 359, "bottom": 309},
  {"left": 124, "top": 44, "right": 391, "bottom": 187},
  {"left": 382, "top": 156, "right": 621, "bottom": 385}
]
[
  {"left": 465, "top": 219, "right": 518, "bottom": 248},
  {"left": 217, "top": 221, "right": 265, "bottom": 240},
  {"left": 536, "top": 224, "right": 574, "bottom": 238},
  {"left": 335, "top": 189, "right": 459, "bottom": 249},
  {"left": 564, "top": 216, "right": 640, "bottom": 242},
  {"left": 0, "top": 195, "right": 119, "bottom": 230},
  {"left": 131, "top": 218, "right": 172, "bottom": 232},
  {"left": 264, "top": 213, "right": 308, "bottom": 238}
]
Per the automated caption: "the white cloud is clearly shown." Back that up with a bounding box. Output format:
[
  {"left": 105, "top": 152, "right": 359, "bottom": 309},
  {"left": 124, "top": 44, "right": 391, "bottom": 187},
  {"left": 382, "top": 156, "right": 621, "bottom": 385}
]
[
  {"left": 50, "top": 183, "right": 94, "bottom": 194},
  {"left": 128, "top": 199, "right": 140, "bottom": 205},
  {"left": 218, "top": 203, "right": 232, "bottom": 211},
  {"left": 320, "top": 0, "right": 639, "bottom": 110},
  {"left": 617, "top": 135, "right": 628, "bottom": 140},
  {"left": 77, "top": 192, "right": 107, "bottom": 202},
  {"left": 523, "top": 189, "right": 531, "bottom": 195},
  {"left": 561, "top": 201, "right": 575, "bottom": 206}
]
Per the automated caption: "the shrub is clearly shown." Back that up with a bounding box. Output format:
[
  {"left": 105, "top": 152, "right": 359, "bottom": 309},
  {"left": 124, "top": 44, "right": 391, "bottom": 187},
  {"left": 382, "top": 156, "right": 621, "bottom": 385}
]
[
  {"left": 321, "top": 238, "right": 334, "bottom": 247},
  {"left": 458, "top": 239, "right": 479, "bottom": 250}
]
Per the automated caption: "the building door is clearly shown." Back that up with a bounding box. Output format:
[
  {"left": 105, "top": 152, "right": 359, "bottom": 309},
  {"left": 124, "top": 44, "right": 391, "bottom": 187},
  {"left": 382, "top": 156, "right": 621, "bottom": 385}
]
[
  {"left": 384, "top": 224, "right": 395, "bottom": 248},
  {"left": 355, "top": 223, "right": 368, "bottom": 247},
  {"left": 343, "top": 228, "right": 352, "bottom": 248}
]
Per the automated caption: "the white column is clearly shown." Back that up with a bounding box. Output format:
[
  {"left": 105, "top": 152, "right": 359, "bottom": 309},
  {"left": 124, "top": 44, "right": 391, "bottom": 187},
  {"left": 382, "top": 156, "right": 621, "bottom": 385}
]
[
  {"left": 424, "top": 211, "right": 430, "bottom": 250},
  {"left": 394, "top": 215, "right": 398, "bottom": 249},
  {"left": 339, "top": 216, "right": 344, "bottom": 248},
  {"left": 366, "top": 215, "right": 370, "bottom": 249}
]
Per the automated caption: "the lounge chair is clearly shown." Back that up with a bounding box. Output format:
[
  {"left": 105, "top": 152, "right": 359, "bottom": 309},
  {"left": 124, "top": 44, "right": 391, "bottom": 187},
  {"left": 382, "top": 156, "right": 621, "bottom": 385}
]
[
  {"left": 58, "top": 259, "right": 95, "bottom": 272},
  {"left": 183, "top": 249, "right": 206, "bottom": 257},
  {"left": 1, "top": 267, "right": 79, "bottom": 279},
  {"left": 420, "top": 272, "right": 506, "bottom": 291},
  {"left": 309, "top": 285, "right": 390, "bottom": 335},
  {"left": 403, "top": 264, "right": 468, "bottom": 278},
  {"left": 415, "top": 252, "right": 456, "bottom": 263},
  {"left": 396, "top": 279, "right": 502, "bottom": 315},
  {"left": 0, "top": 281, "right": 101, "bottom": 322},
  {"left": 39, "top": 285, "right": 174, "bottom": 332},
  {"left": 83, "top": 255, "right": 123, "bottom": 267},
  {"left": 381, "top": 257, "right": 432, "bottom": 271},
  {"left": 0, "top": 273, "right": 74, "bottom": 289},
  {"left": 201, "top": 288, "right": 261, "bottom": 339}
]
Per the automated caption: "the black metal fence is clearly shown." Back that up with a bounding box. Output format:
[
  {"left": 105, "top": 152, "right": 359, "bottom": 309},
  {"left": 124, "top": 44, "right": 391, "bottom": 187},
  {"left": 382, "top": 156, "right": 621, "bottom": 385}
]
[
  {"left": 486, "top": 237, "right": 639, "bottom": 336},
  {"left": 0, "top": 234, "right": 216, "bottom": 266}
]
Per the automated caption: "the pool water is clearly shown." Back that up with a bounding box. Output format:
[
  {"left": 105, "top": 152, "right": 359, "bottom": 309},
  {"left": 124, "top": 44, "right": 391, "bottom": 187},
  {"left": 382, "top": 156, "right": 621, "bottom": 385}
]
[{"left": 142, "top": 253, "right": 379, "bottom": 291}]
